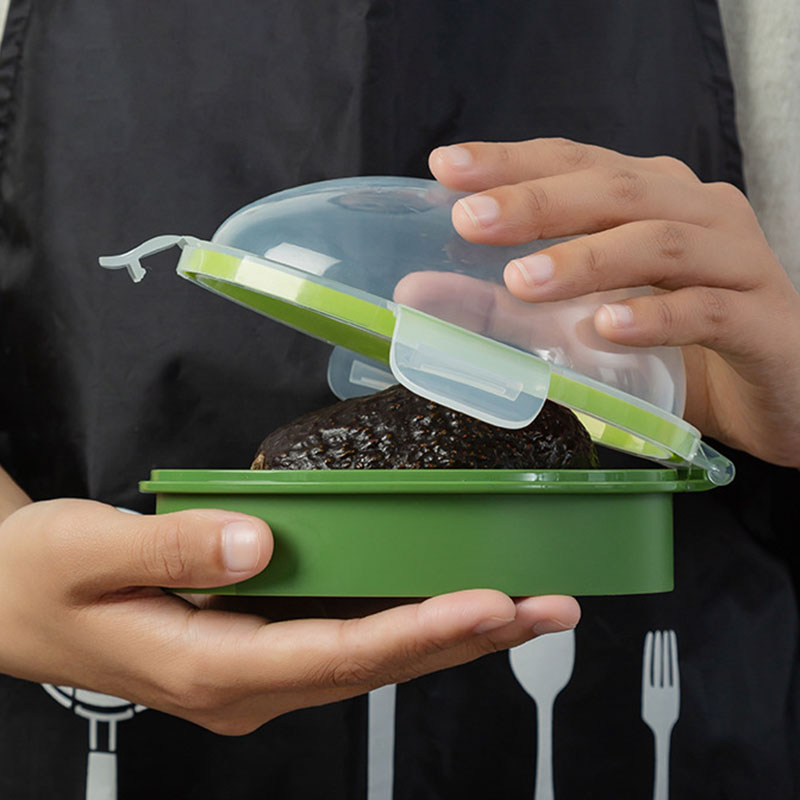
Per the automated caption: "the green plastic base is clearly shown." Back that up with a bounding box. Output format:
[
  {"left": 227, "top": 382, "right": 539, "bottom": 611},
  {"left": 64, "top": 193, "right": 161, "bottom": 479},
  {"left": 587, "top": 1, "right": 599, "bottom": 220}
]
[{"left": 140, "top": 469, "right": 712, "bottom": 597}]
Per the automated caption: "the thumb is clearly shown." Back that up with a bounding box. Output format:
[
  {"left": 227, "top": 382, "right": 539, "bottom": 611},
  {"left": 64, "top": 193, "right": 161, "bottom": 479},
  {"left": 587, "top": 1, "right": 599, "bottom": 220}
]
[{"left": 63, "top": 503, "right": 272, "bottom": 596}]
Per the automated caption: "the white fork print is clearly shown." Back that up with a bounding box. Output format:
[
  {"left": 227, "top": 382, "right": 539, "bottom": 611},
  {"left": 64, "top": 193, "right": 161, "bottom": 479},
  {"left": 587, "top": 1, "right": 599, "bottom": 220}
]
[{"left": 641, "top": 630, "right": 680, "bottom": 800}]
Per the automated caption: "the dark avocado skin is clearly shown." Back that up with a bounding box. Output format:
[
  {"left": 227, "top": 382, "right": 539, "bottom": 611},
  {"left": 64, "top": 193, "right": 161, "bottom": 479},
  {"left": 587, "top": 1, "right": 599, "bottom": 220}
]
[{"left": 251, "top": 385, "right": 599, "bottom": 470}]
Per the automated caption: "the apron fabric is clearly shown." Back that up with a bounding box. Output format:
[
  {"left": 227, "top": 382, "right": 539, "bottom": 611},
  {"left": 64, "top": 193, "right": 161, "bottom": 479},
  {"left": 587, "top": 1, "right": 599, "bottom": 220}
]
[{"left": 1, "top": 1, "right": 797, "bottom": 798}]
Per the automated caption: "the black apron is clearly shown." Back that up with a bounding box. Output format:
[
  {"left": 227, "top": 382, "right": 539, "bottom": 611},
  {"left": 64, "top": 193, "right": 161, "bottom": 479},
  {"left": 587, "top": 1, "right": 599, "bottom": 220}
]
[{"left": 1, "top": 1, "right": 797, "bottom": 798}]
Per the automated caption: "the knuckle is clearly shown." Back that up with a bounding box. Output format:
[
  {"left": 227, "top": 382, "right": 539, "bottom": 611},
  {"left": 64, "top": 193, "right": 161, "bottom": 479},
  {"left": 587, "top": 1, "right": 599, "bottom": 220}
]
[
  {"left": 325, "top": 652, "right": 383, "bottom": 689},
  {"left": 574, "top": 238, "right": 607, "bottom": 287},
  {"left": 315, "top": 621, "right": 387, "bottom": 689},
  {"left": 520, "top": 181, "right": 551, "bottom": 220},
  {"left": 650, "top": 290, "right": 731, "bottom": 347},
  {"left": 387, "top": 633, "right": 451, "bottom": 683},
  {"left": 145, "top": 517, "right": 193, "bottom": 583},
  {"left": 496, "top": 143, "right": 513, "bottom": 164},
  {"left": 696, "top": 287, "right": 730, "bottom": 329},
  {"left": 471, "top": 632, "right": 514, "bottom": 656},
  {"left": 652, "top": 221, "right": 689, "bottom": 261},
  {"left": 548, "top": 137, "right": 595, "bottom": 169},
  {"left": 706, "top": 180, "right": 745, "bottom": 203},
  {"left": 647, "top": 155, "right": 698, "bottom": 181},
  {"left": 652, "top": 295, "right": 679, "bottom": 339},
  {"left": 706, "top": 181, "right": 752, "bottom": 214},
  {"left": 322, "top": 617, "right": 450, "bottom": 689},
  {"left": 494, "top": 142, "right": 528, "bottom": 179},
  {"left": 607, "top": 168, "right": 648, "bottom": 204}
]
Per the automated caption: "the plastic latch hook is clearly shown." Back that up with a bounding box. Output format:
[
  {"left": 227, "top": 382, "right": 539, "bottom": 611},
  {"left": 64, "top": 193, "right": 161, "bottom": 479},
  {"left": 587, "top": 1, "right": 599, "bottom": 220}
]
[
  {"left": 98, "top": 235, "right": 196, "bottom": 282},
  {"left": 389, "top": 305, "right": 551, "bottom": 429}
]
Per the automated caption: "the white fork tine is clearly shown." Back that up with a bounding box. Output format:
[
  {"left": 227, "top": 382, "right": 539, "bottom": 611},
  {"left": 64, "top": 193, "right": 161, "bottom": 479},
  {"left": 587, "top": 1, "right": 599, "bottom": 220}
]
[
  {"left": 643, "top": 630, "right": 653, "bottom": 690},
  {"left": 670, "top": 631, "right": 680, "bottom": 698},
  {"left": 655, "top": 630, "right": 663, "bottom": 688},
  {"left": 664, "top": 630, "right": 671, "bottom": 686}
]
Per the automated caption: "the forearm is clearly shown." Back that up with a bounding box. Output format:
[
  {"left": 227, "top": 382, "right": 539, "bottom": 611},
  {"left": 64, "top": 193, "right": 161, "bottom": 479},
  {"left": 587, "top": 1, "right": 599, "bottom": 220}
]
[{"left": 0, "top": 466, "right": 31, "bottom": 524}]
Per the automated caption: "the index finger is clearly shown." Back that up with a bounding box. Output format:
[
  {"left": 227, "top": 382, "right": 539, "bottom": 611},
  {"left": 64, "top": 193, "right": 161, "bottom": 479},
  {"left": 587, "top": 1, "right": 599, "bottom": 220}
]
[
  {"left": 190, "top": 591, "right": 578, "bottom": 718},
  {"left": 429, "top": 138, "right": 698, "bottom": 193},
  {"left": 109, "top": 588, "right": 577, "bottom": 729}
]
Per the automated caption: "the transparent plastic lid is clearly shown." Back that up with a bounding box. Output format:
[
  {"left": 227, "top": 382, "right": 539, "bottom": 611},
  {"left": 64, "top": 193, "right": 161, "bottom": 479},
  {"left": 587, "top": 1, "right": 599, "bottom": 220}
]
[{"left": 99, "top": 177, "right": 734, "bottom": 485}]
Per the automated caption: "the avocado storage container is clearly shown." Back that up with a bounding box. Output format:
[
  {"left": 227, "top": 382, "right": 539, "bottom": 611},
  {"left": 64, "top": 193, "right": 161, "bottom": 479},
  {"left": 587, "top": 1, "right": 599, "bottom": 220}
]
[{"left": 102, "top": 177, "right": 734, "bottom": 597}]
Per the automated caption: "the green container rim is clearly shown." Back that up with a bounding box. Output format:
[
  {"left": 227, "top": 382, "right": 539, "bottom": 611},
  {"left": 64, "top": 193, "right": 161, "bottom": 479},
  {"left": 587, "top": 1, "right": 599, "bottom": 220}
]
[{"left": 140, "top": 467, "right": 715, "bottom": 495}]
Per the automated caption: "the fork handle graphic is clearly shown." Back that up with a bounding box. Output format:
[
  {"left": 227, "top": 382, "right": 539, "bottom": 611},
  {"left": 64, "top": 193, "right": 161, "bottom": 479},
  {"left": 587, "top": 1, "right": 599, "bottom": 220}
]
[
  {"left": 86, "top": 751, "right": 116, "bottom": 800},
  {"left": 367, "top": 684, "right": 396, "bottom": 800},
  {"left": 534, "top": 702, "right": 554, "bottom": 800},
  {"left": 653, "top": 729, "right": 671, "bottom": 800}
]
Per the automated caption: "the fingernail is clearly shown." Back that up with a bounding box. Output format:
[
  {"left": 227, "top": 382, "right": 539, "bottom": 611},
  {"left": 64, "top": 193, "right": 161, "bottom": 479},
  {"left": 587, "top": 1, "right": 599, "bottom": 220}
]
[
  {"left": 599, "top": 302, "right": 635, "bottom": 329},
  {"left": 473, "top": 614, "right": 516, "bottom": 634},
  {"left": 437, "top": 145, "right": 473, "bottom": 168},
  {"left": 222, "top": 521, "right": 262, "bottom": 573},
  {"left": 457, "top": 195, "right": 500, "bottom": 227},
  {"left": 533, "top": 618, "right": 574, "bottom": 635},
  {"left": 511, "top": 254, "right": 554, "bottom": 286}
]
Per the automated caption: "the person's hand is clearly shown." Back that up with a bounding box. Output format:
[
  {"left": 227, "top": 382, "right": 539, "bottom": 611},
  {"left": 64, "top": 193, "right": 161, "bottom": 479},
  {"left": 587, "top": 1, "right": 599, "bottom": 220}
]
[
  {"left": 429, "top": 138, "right": 800, "bottom": 468},
  {"left": 0, "top": 499, "right": 579, "bottom": 734}
]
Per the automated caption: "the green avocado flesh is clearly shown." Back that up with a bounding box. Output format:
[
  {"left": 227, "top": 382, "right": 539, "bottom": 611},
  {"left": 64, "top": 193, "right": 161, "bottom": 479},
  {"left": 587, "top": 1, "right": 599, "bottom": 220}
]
[{"left": 251, "top": 385, "right": 599, "bottom": 470}]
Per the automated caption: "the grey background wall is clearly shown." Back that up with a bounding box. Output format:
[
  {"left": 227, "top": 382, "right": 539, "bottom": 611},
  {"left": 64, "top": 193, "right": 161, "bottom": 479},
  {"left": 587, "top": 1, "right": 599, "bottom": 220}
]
[{"left": 718, "top": 0, "right": 800, "bottom": 288}]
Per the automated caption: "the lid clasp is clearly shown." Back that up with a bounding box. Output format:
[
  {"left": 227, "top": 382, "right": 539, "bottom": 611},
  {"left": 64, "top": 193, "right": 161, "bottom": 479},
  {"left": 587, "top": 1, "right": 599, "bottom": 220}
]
[{"left": 99, "top": 235, "right": 196, "bottom": 282}]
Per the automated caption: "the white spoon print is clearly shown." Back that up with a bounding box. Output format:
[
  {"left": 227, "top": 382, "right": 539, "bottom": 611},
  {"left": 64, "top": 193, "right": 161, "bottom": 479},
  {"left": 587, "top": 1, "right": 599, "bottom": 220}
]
[{"left": 509, "top": 630, "right": 576, "bottom": 800}]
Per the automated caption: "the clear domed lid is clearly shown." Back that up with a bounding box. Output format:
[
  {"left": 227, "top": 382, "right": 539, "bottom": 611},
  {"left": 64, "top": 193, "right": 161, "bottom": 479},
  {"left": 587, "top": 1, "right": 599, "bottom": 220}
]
[{"left": 99, "top": 176, "right": 734, "bottom": 485}]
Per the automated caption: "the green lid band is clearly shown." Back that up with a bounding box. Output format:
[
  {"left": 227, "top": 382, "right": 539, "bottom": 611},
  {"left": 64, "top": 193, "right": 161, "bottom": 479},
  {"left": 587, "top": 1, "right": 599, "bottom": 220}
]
[
  {"left": 548, "top": 369, "right": 734, "bottom": 484},
  {"left": 178, "top": 245, "right": 396, "bottom": 362},
  {"left": 574, "top": 414, "right": 678, "bottom": 461}
]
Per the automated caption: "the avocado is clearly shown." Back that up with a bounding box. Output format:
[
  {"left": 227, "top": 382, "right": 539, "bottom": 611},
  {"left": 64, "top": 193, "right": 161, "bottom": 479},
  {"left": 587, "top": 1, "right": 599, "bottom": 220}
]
[{"left": 251, "top": 385, "right": 598, "bottom": 470}]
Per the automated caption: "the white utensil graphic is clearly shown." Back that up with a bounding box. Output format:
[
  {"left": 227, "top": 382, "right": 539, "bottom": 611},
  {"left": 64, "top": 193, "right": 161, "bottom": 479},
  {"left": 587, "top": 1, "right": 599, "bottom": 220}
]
[
  {"left": 509, "top": 630, "right": 576, "bottom": 800},
  {"left": 367, "top": 684, "right": 396, "bottom": 800},
  {"left": 641, "top": 630, "right": 680, "bottom": 800},
  {"left": 42, "top": 685, "right": 146, "bottom": 800}
]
